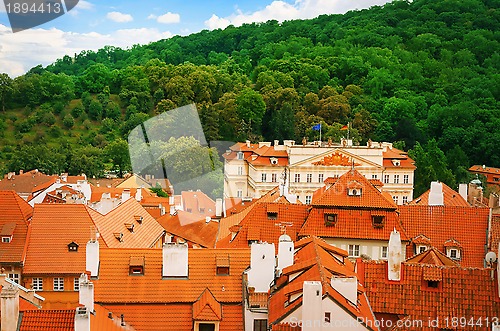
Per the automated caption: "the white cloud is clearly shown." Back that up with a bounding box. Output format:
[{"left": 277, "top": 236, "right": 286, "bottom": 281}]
[
  {"left": 147, "top": 14, "right": 157, "bottom": 20},
  {"left": 106, "top": 11, "right": 133, "bottom": 23},
  {"left": 76, "top": 0, "right": 94, "bottom": 10},
  {"left": 0, "top": 24, "right": 173, "bottom": 77},
  {"left": 204, "top": 0, "right": 391, "bottom": 30},
  {"left": 156, "top": 12, "right": 181, "bottom": 24}
]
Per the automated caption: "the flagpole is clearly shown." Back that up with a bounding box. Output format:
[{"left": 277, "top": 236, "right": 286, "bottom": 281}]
[
  {"left": 319, "top": 123, "right": 322, "bottom": 142},
  {"left": 347, "top": 122, "right": 350, "bottom": 141}
]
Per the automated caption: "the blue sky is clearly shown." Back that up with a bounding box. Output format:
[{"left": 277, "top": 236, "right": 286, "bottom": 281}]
[{"left": 0, "top": 0, "right": 391, "bottom": 77}]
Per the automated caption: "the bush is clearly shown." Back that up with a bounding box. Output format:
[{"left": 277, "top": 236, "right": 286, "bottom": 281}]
[{"left": 63, "top": 114, "right": 75, "bottom": 128}]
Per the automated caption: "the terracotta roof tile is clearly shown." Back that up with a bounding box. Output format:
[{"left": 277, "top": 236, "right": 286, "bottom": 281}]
[
  {"left": 193, "top": 288, "right": 222, "bottom": 321},
  {"left": 406, "top": 247, "right": 458, "bottom": 267},
  {"left": 400, "top": 205, "right": 489, "bottom": 268},
  {"left": 0, "top": 170, "right": 56, "bottom": 196},
  {"left": 383, "top": 148, "right": 416, "bottom": 169},
  {"left": 469, "top": 165, "right": 500, "bottom": 175},
  {"left": 90, "top": 187, "right": 151, "bottom": 203},
  {"left": 157, "top": 211, "right": 218, "bottom": 248},
  {"left": 410, "top": 182, "right": 469, "bottom": 206},
  {"left": 181, "top": 191, "right": 216, "bottom": 218},
  {"left": 19, "top": 309, "right": 74, "bottom": 331}
]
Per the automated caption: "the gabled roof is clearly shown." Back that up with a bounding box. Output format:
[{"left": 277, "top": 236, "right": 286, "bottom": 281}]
[
  {"left": 382, "top": 147, "right": 416, "bottom": 169},
  {"left": 181, "top": 190, "right": 215, "bottom": 218},
  {"left": 192, "top": 288, "right": 222, "bottom": 321},
  {"left": 0, "top": 191, "right": 33, "bottom": 264},
  {"left": 0, "top": 170, "right": 56, "bottom": 195},
  {"left": 410, "top": 182, "right": 469, "bottom": 206},
  {"left": 399, "top": 205, "right": 489, "bottom": 268},
  {"left": 312, "top": 169, "right": 397, "bottom": 209},
  {"left": 23, "top": 204, "right": 106, "bottom": 274},
  {"left": 469, "top": 165, "right": 500, "bottom": 175},
  {"left": 269, "top": 236, "right": 377, "bottom": 330},
  {"left": 86, "top": 198, "right": 165, "bottom": 248},
  {"left": 405, "top": 247, "right": 458, "bottom": 266},
  {"left": 157, "top": 211, "right": 218, "bottom": 248},
  {"left": 93, "top": 248, "right": 250, "bottom": 304},
  {"left": 360, "top": 260, "right": 500, "bottom": 331}
]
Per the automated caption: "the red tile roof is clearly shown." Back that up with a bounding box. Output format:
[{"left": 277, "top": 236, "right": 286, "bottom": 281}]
[
  {"left": 19, "top": 309, "right": 74, "bottom": 331},
  {"left": 23, "top": 204, "right": 105, "bottom": 274},
  {"left": 0, "top": 170, "right": 56, "bottom": 195},
  {"left": 405, "top": 247, "right": 458, "bottom": 266},
  {"left": 469, "top": 165, "right": 500, "bottom": 175},
  {"left": 382, "top": 148, "right": 416, "bottom": 169},
  {"left": 192, "top": 288, "right": 222, "bottom": 321},
  {"left": 90, "top": 187, "right": 152, "bottom": 203},
  {"left": 312, "top": 169, "right": 397, "bottom": 209},
  {"left": 93, "top": 247, "right": 250, "bottom": 304},
  {"left": 488, "top": 214, "right": 500, "bottom": 253},
  {"left": 157, "top": 211, "right": 218, "bottom": 248},
  {"left": 269, "top": 237, "right": 377, "bottom": 330},
  {"left": 181, "top": 191, "right": 216, "bottom": 218},
  {"left": 0, "top": 191, "right": 33, "bottom": 264},
  {"left": 361, "top": 260, "right": 500, "bottom": 330},
  {"left": 399, "top": 205, "right": 489, "bottom": 268},
  {"left": 410, "top": 182, "right": 469, "bottom": 206}
]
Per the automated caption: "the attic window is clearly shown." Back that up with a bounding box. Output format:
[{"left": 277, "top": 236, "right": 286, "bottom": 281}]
[
  {"left": 267, "top": 212, "right": 278, "bottom": 220},
  {"left": 324, "top": 214, "right": 337, "bottom": 227},
  {"left": 2, "top": 236, "right": 11, "bottom": 243},
  {"left": 134, "top": 215, "right": 143, "bottom": 224},
  {"left": 216, "top": 255, "right": 230, "bottom": 275},
  {"left": 446, "top": 247, "right": 461, "bottom": 260},
  {"left": 68, "top": 242, "right": 79, "bottom": 252},
  {"left": 372, "top": 215, "right": 385, "bottom": 228},
  {"left": 427, "top": 280, "right": 439, "bottom": 288},
  {"left": 129, "top": 256, "right": 145, "bottom": 275},
  {"left": 348, "top": 188, "right": 362, "bottom": 196},
  {"left": 125, "top": 223, "right": 135, "bottom": 232},
  {"left": 417, "top": 245, "right": 428, "bottom": 254},
  {"left": 237, "top": 152, "right": 244, "bottom": 160}
]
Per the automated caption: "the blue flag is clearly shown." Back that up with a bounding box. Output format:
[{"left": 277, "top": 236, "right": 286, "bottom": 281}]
[{"left": 312, "top": 123, "right": 321, "bottom": 131}]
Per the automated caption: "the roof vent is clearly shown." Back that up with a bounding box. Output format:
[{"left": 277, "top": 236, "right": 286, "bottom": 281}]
[
  {"left": 124, "top": 223, "right": 134, "bottom": 232},
  {"left": 113, "top": 232, "right": 123, "bottom": 242},
  {"left": 134, "top": 215, "right": 143, "bottom": 224}
]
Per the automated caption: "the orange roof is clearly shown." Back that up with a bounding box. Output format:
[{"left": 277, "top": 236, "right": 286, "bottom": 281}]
[
  {"left": 361, "top": 260, "right": 500, "bottom": 330},
  {"left": 269, "top": 237, "right": 377, "bottom": 330},
  {"left": 410, "top": 182, "right": 469, "bottom": 206},
  {"left": 488, "top": 214, "right": 500, "bottom": 253},
  {"left": 181, "top": 191, "right": 216, "bottom": 218},
  {"left": 87, "top": 178, "right": 125, "bottom": 188},
  {"left": 86, "top": 199, "right": 165, "bottom": 248},
  {"left": 93, "top": 247, "right": 250, "bottom": 304},
  {"left": 469, "top": 165, "right": 500, "bottom": 175},
  {"left": 382, "top": 148, "right": 416, "bottom": 169},
  {"left": 0, "top": 191, "right": 32, "bottom": 264},
  {"left": 247, "top": 155, "right": 288, "bottom": 166},
  {"left": 23, "top": 204, "right": 105, "bottom": 274},
  {"left": 312, "top": 169, "right": 397, "bottom": 209},
  {"left": 90, "top": 187, "right": 152, "bottom": 203},
  {"left": 157, "top": 211, "right": 218, "bottom": 248},
  {"left": 0, "top": 170, "right": 56, "bottom": 195},
  {"left": 405, "top": 247, "right": 458, "bottom": 266},
  {"left": 192, "top": 288, "right": 222, "bottom": 321},
  {"left": 400, "top": 205, "right": 489, "bottom": 268}
]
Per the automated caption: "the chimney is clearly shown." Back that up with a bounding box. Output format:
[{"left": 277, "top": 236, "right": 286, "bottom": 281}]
[
  {"left": 205, "top": 216, "right": 211, "bottom": 224},
  {"left": 1, "top": 284, "right": 20, "bottom": 331},
  {"left": 428, "top": 181, "right": 444, "bottom": 206},
  {"left": 19, "top": 170, "right": 23, "bottom": 175},
  {"left": 78, "top": 274, "right": 94, "bottom": 313},
  {"left": 121, "top": 189, "right": 131, "bottom": 203},
  {"left": 247, "top": 242, "right": 275, "bottom": 292},
  {"left": 459, "top": 183, "right": 468, "bottom": 202},
  {"left": 302, "top": 281, "right": 322, "bottom": 331},
  {"left": 330, "top": 276, "right": 357, "bottom": 305},
  {"left": 246, "top": 140, "right": 251, "bottom": 148},
  {"left": 135, "top": 188, "right": 142, "bottom": 201},
  {"left": 388, "top": 229, "right": 402, "bottom": 281},
  {"left": 215, "top": 198, "right": 223, "bottom": 218},
  {"left": 162, "top": 243, "right": 188, "bottom": 278},
  {"left": 277, "top": 234, "right": 294, "bottom": 275},
  {"left": 274, "top": 140, "right": 279, "bottom": 146},
  {"left": 86, "top": 240, "right": 99, "bottom": 278},
  {"left": 74, "top": 307, "right": 91, "bottom": 331},
  {"left": 170, "top": 205, "right": 176, "bottom": 216}
]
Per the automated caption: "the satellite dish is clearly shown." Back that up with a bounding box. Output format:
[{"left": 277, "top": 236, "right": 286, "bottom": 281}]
[{"left": 485, "top": 251, "right": 497, "bottom": 263}]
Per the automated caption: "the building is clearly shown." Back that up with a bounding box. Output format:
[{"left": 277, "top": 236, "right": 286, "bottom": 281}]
[
  {"left": 223, "top": 140, "right": 415, "bottom": 205},
  {"left": 469, "top": 165, "right": 500, "bottom": 187},
  {"left": 0, "top": 170, "right": 56, "bottom": 200}
]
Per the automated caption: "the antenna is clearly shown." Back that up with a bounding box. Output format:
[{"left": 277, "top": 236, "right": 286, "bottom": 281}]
[
  {"left": 486, "top": 251, "right": 497, "bottom": 279},
  {"left": 275, "top": 222, "right": 293, "bottom": 235}
]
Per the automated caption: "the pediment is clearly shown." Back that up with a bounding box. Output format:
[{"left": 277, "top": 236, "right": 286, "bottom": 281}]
[{"left": 290, "top": 149, "right": 382, "bottom": 169}]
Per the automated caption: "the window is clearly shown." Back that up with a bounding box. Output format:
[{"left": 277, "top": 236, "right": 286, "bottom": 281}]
[
  {"left": 372, "top": 215, "right": 385, "bottom": 228},
  {"left": 447, "top": 248, "right": 461, "bottom": 260},
  {"left": 8, "top": 273, "right": 19, "bottom": 284},
  {"left": 2, "top": 236, "right": 11, "bottom": 243},
  {"left": 393, "top": 196, "right": 399, "bottom": 204},
  {"left": 237, "top": 166, "right": 243, "bottom": 175},
  {"left": 383, "top": 174, "right": 390, "bottom": 184},
  {"left": 348, "top": 188, "right": 362, "bottom": 196},
  {"left": 261, "top": 173, "right": 267, "bottom": 182},
  {"left": 324, "top": 214, "right": 337, "bottom": 227},
  {"left": 294, "top": 174, "right": 300, "bottom": 182},
  {"left": 130, "top": 266, "right": 144, "bottom": 275},
  {"left": 305, "top": 195, "right": 312, "bottom": 204},
  {"left": 371, "top": 174, "right": 378, "bottom": 179},
  {"left": 68, "top": 241, "right": 79, "bottom": 252},
  {"left": 417, "top": 245, "right": 428, "bottom": 254},
  {"left": 306, "top": 174, "right": 312, "bottom": 183},
  {"left": 324, "top": 312, "right": 331, "bottom": 323},
  {"left": 348, "top": 244, "right": 360, "bottom": 257},
  {"left": 216, "top": 266, "right": 229, "bottom": 275},
  {"left": 267, "top": 212, "right": 278, "bottom": 220},
  {"left": 198, "top": 323, "right": 216, "bottom": 331},
  {"left": 53, "top": 277, "right": 64, "bottom": 291},
  {"left": 254, "top": 319, "right": 267, "bottom": 331},
  {"left": 381, "top": 246, "right": 388, "bottom": 259},
  {"left": 32, "top": 278, "right": 43, "bottom": 291},
  {"left": 403, "top": 174, "right": 409, "bottom": 184},
  {"left": 237, "top": 152, "right": 244, "bottom": 160},
  {"left": 237, "top": 190, "right": 243, "bottom": 198},
  {"left": 74, "top": 278, "right": 80, "bottom": 291},
  {"left": 402, "top": 196, "right": 408, "bottom": 204},
  {"left": 427, "top": 280, "right": 439, "bottom": 288},
  {"left": 394, "top": 175, "right": 399, "bottom": 184},
  {"left": 318, "top": 173, "right": 324, "bottom": 183},
  {"left": 272, "top": 173, "right": 277, "bottom": 182}
]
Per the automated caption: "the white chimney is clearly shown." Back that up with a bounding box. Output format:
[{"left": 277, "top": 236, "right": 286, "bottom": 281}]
[
  {"left": 121, "top": 189, "right": 131, "bottom": 203},
  {"left": 246, "top": 140, "right": 251, "bottom": 148},
  {"left": 86, "top": 240, "right": 99, "bottom": 278},
  {"left": 205, "top": 216, "right": 211, "bottom": 223},
  {"left": 388, "top": 229, "right": 402, "bottom": 281},
  {"left": 135, "top": 188, "right": 142, "bottom": 201},
  {"left": 302, "top": 281, "right": 323, "bottom": 331},
  {"left": 170, "top": 205, "right": 176, "bottom": 216},
  {"left": 277, "top": 234, "right": 294, "bottom": 275},
  {"left": 78, "top": 274, "right": 94, "bottom": 313},
  {"left": 428, "top": 181, "right": 444, "bottom": 206},
  {"left": 274, "top": 140, "right": 279, "bottom": 146},
  {"left": 330, "top": 276, "right": 357, "bottom": 305},
  {"left": 162, "top": 243, "right": 188, "bottom": 278},
  {"left": 247, "top": 242, "right": 275, "bottom": 293},
  {"left": 459, "top": 184, "right": 468, "bottom": 202},
  {"left": 74, "top": 307, "right": 91, "bottom": 331},
  {"left": 1, "top": 284, "right": 19, "bottom": 331},
  {"left": 215, "top": 198, "right": 223, "bottom": 218}
]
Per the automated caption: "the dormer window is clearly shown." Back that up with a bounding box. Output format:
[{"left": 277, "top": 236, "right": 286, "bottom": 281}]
[
  {"left": 2, "top": 236, "right": 11, "bottom": 243},
  {"left": 417, "top": 245, "right": 428, "bottom": 254},
  {"left": 125, "top": 223, "right": 135, "bottom": 232},
  {"left": 114, "top": 232, "right": 124, "bottom": 242},
  {"left": 270, "top": 157, "right": 278, "bottom": 165},
  {"left": 216, "top": 255, "right": 230, "bottom": 275},
  {"left": 446, "top": 247, "right": 461, "bottom": 260},
  {"left": 237, "top": 152, "right": 244, "bottom": 160},
  {"left": 392, "top": 159, "right": 401, "bottom": 166},
  {"left": 267, "top": 212, "right": 278, "bottom": 220},
  {"left": 129, "top": 256, "right": 145, "bottom": 275},
  {"left": 324, "top": 214, "right": 337, "bottom": 227},
  {"left": 427, "top": 280, "right": 439, "bottom": 288},
  {"left": 348, "top": 188, "right": 362, "bottom": 196},
  {"left": 134, "top": 215, "right": 143, "bottom": 224},
  {"left": 68, "top": 241, "right": 79, "bottom": 252},
  {"left": 372, "top": 215, "right": 385, "bottom": 228}
]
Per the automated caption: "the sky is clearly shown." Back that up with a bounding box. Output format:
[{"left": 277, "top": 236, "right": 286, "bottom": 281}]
[{"left": 0, "top": 0, "right": 392, "bottom": 77}]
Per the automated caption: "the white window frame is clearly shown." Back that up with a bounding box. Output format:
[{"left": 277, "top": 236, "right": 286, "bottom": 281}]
[
  {"left": 306, "top": 174, "right": 312, "bottom": 183},
  {"left": 383, "top": 174, "right": 390, "bottom": 184},
  {"left": 236, "top": 190, "right": 243, "bottom": 198},
  {"left": 447, "top": 247, "right": 461, "bottom": 260},
  {"left": 348, "top": 244, "right": 360, "bottom": 257},
  {"left": 402, "top": 196, "right": 408, "bottom": 204},
  {"left": 393, "top": 196, "right": 399, "bottom": 204},
  {"left": 237, "top": 166, "right": 243, "bottom": 175},
  {"left": 381, "top": 246, "right": 388, "bottom": 259},
  {"left": 237, "top": 152, "right": 244, "bottom": 160},
  {"left": 417, "top": 245, "right": 428, "bottom": 254},
  {"left": 261, "top": 173, "right": 267, "bottom": 182},
  {"left": 53, "top": 277, "right": 64, "bottom": 291},
  {"left": 318, "top": 173, "right": 324, "bottom": 183},
  {"left": 371, "top": 174, "right": 378, "bottom": 179},
  {"left": 294, "top": 174, "right": 300, "bottom": 182},
  {"left": 305, "top": 195, "right": 312, "bottom": 204},
  {"left": 403, "top": 174, "right": 409, "bottom": 184},
  {"left": 74, "top": 277, "right": 80, "bottom": 291},
  {"left": 394, "top": 174, "right": 399, "bottom": 184},
  {"left": 271, "top": 173, "right": 277, "bottom": 182},
  {"left": 32, "top": 278, "right": 43, "bottom": 291},
  {"left": 8, "top": 273, "right": 19, "bottom": 284}
]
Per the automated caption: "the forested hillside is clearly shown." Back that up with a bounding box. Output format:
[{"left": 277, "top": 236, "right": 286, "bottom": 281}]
[{"left": 0, "top": 0, "right": 499, "bottom": 196}]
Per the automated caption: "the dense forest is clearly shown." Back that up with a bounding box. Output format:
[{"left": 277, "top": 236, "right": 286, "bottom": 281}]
[{"left": 0, "top": 0, "right": 499, "bottom": 196}]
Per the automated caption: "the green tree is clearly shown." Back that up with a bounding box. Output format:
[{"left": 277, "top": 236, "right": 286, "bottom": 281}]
[
  {"left": 104, "top": 138, "right": 131, "bottom": 178},
  {"left": 236, "top": 88, "right": 266, "bottom": 134}
]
